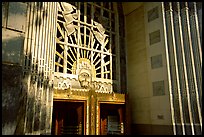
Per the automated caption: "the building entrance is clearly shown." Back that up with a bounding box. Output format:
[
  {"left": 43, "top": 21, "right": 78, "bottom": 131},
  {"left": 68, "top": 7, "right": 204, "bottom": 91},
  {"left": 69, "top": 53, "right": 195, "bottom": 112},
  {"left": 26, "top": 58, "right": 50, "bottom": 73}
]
[
  {"left": 100, "top": 103, "right": 125, "bottom": 135},
  {"left": 51, "top": 101, "right": 85, "bottom": 135}
]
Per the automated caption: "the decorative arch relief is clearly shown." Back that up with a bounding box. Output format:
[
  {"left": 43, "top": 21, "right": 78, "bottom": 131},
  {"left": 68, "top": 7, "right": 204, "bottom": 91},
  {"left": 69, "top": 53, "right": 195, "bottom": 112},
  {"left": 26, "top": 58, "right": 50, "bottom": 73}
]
[
  {"left": 54, "top": 58, "right": 113, "bottom": 93},
  {"left": 55, "top": 2, "right": 116, "bottom": 93}
]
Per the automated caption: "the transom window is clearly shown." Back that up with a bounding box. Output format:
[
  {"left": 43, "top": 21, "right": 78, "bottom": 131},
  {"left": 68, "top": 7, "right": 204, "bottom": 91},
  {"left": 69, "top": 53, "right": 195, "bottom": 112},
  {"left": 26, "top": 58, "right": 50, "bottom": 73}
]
[{"left": 55, "top": 2, "right": 118, "bottom": 82}]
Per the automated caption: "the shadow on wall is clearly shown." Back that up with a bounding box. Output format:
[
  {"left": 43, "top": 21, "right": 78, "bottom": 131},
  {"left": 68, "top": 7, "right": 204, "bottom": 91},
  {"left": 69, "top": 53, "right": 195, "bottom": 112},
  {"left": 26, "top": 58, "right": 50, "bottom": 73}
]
[
  {"left": 2, "top": 4, "right": 49, "bottom": 134},
  {"left": 2, "top": 50, "right": 49, "bottom": 135},
  {"left": 2, "top": 64, "right": 24, "bottom": 135},
  {"left": 2, "top": 33, "right": 27, "bottom": 135},
  {"left": 2, "top": 34, "right": 24, "bottom": 64}
]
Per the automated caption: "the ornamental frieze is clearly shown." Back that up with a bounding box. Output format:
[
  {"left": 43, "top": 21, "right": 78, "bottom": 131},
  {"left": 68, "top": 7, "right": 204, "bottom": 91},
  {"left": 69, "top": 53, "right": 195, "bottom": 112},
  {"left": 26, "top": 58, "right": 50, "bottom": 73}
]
[{"left": 53, "top": 73, "right": 113, "bottom": 94}]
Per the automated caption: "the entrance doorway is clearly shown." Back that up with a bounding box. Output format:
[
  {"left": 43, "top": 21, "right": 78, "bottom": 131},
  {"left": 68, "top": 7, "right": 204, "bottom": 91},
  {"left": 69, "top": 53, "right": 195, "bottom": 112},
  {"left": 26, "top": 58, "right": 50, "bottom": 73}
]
[
  {"left": 100, "top": 103, "right": 125, "bottom": 135},
  {"left": 51, "top": 101, "right": 85, "bottom": 135}
]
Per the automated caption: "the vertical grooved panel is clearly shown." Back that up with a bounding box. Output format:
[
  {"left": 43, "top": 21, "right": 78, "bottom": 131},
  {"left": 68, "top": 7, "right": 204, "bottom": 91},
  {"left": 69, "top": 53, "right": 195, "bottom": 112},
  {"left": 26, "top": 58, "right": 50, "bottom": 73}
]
[
  {"left": 23, "top": 2, "right": 57, "bottom": 134},
  {"left": 161, "top": 2, "right": 176, "bottom": 134},
  {"left": 162, "top": 2, "right": 202, "bottom": 135}
]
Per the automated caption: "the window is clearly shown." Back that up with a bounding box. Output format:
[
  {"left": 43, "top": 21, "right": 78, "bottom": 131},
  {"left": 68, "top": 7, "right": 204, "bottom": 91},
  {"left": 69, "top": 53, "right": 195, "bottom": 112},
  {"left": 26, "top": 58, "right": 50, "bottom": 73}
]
[
  {"left": 149, "top": 29, "right": 161, "bottom": 45},
  {"left": 151, "top": 54, "right": 163, "bottom": 69},
  {"left": 55, "top": 2, "right": 118, "bottom": 91},
  {"left": 152, "top": 80, "right": 165, "bottom": 96},
  {"left": 148, "top": 6, "right": 159, "bottom": 22}
]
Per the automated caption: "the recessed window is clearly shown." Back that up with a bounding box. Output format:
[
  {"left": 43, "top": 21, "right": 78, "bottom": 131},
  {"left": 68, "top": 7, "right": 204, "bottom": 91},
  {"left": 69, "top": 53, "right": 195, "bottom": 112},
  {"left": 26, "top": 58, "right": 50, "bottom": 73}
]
[
  {"left": 151, "top": 54, "right": 163, "bottom": 69},
  {"left": 148, "top": 6, "right": 159, "bottom": 22},
  {"left": 152, "top": 80, "right": 165, "bottom": 96},
  {"left": 149, "top": 30, "right": 161, "bottom": 45}
]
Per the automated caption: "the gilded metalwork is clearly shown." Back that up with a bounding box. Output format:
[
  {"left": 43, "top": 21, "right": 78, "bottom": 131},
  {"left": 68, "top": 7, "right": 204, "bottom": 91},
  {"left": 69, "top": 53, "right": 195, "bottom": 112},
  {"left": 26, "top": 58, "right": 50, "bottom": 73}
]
[
  {"left": 52, "top": 2, "right": 125, "bottom": 135},
  {"left": 55, "top": 2, "right": 119, "bottom": 93},
  {"left": 53, "top": 87, "right": 126, "bottom": 135},
  {"left": 73, "top": 58, "right": 96, "bottom": 88}
]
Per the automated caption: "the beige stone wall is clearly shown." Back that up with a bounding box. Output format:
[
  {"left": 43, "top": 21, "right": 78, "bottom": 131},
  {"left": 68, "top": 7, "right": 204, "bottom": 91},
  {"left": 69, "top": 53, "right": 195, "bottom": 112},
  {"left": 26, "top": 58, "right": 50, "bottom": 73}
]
[
  {"left": 126, "top": 4, "right": 151, "bottom": 124},
  {"left": 144, "top": 2, "right": 171, "bottom": 126},
  {"left": 124, "top": 2, "right": 172, "bottom": 126}
]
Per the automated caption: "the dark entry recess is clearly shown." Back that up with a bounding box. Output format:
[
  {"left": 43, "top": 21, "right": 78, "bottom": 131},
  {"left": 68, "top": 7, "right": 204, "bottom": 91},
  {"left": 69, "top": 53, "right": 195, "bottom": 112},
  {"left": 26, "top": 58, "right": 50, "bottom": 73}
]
[
  {"left": 51, "top": 101, "right": 85, "bottom": 135},
  {"left": 100, "top": 103, "right": 125, "bottom": 135}
]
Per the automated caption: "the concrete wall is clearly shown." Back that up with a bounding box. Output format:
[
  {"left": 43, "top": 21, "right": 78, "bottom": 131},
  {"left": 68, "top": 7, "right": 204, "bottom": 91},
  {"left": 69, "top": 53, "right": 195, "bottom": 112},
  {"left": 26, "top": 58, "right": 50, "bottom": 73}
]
[
  {"left": 126, "top": 4, "right": 151, "bottom": 124},
  {"left": 2, "top": 2, "right": 27, "bottom": 135},
  {"left": 144, "top": 2, "right": 171, "bottom": 127},
  {"left": 124, "top": 2, "right": 173, "bottom": 135}
]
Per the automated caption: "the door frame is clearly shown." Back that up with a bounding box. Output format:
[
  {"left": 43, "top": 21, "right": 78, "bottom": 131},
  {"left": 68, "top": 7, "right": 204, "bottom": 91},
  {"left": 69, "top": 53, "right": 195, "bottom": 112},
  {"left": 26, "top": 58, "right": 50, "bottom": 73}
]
[
  {"left": 52, "top": 99, "right": 87, "bottom": 135},
  {"left": 97, "top": 101, "right": 125, "bottom": 135}
]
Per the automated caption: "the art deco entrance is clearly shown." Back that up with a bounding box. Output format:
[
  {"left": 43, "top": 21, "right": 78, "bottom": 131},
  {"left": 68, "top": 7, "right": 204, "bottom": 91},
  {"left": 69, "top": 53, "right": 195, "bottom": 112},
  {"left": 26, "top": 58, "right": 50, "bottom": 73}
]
[
  {"left": 51, "top": 101, "right": 85, "bottom": 135},
  {"left": 52, "top": 2, "right": 127, "bottom": 135}
]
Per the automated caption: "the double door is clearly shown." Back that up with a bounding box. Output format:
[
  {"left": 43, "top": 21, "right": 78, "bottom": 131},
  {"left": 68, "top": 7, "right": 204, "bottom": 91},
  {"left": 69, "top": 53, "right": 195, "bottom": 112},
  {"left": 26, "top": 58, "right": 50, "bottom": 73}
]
[{"left": 52, "top": 100, "right": 126, "bottom": 135}]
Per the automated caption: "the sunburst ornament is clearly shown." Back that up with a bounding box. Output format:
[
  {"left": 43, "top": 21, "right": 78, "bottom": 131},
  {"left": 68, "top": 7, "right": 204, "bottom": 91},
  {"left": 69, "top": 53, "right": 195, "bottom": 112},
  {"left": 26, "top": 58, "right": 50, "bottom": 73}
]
[
  {"left": 72, "top": 58, "right": 96, "bottom": 78},
  {"left": 71, "top": 58, "right": 96, "bottom": 88}
]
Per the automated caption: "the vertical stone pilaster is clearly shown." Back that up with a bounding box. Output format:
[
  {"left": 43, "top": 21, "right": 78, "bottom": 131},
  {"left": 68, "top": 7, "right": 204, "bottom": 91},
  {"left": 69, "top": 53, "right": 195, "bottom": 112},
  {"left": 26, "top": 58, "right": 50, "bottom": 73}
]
[{"left": 23, "top": 2, "right": 58, "bottom": 135}]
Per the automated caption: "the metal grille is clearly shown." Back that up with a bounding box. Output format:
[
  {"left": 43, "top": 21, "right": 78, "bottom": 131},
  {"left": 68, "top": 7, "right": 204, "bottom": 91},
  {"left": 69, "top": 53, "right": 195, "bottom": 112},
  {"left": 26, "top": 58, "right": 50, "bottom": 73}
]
[
  {"left": 107, "top": 116, "right": 122, "bottom": 135},
  {"left": 60, "top": 126, "right": 81, "bottom": 135},
  {"left": 55, "top": 2, "right": 118, "bottom": 83},
  {"left": 162, "top": 2, "right": 202, "bottom": 135}
]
